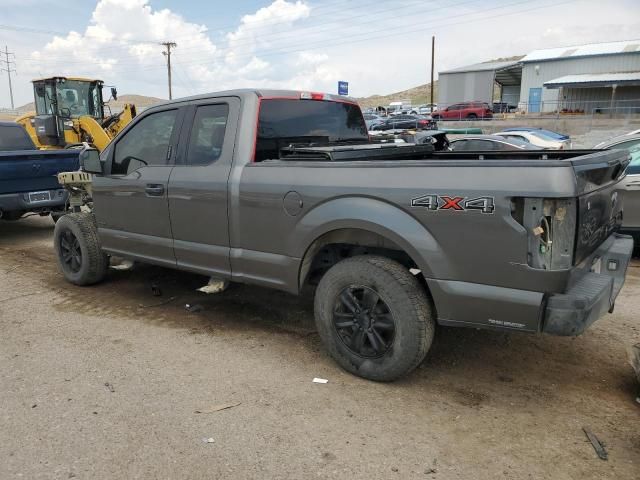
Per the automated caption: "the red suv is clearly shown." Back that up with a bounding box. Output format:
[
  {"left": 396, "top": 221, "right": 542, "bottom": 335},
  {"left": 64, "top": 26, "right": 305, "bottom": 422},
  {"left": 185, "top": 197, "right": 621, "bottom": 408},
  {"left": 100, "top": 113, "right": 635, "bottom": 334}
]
[{"left": 432, "top": 102, "right": 493, "bottom": 120}]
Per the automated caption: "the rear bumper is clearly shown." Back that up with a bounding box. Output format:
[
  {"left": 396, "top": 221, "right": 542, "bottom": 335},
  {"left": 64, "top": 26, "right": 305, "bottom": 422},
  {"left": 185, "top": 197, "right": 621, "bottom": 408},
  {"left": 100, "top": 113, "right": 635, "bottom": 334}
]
[
  {"left": 0, "top": 188, "right": 67, "bottom": 215},
  {"left": 542, "top": 233, "right": 633, "bottom": 336}
]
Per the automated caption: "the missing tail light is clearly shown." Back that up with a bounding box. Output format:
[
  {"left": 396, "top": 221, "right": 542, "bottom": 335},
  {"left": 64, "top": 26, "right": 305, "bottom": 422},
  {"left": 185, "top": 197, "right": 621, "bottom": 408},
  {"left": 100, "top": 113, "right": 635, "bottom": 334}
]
[{"left": 511, "top": 197, "right": 577, "bottom": 270}]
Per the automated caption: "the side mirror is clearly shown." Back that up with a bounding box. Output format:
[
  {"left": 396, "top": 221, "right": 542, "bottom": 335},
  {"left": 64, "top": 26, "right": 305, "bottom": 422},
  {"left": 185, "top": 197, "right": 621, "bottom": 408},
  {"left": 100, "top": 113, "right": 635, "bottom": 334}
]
[
  {"left": 111, "top": 87, "right": 118, "bottom": 101},
  {"left": 80, "top": 147, "right": 102, "bottom": 174}
]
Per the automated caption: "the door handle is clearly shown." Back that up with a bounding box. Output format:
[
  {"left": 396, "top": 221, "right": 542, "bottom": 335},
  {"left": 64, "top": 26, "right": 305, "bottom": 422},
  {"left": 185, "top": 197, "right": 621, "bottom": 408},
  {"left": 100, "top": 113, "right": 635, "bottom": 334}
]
[{"left": 145, "top": 184, "right": 165, "bottom": 196}]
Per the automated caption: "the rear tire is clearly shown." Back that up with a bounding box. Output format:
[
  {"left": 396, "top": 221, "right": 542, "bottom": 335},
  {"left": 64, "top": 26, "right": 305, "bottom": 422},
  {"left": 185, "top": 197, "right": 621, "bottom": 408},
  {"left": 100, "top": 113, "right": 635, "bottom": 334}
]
[
  {"left": 314, "top": 255, "right": 435, "bottom": 382},
  {"left": 466, "top": 113, "right": 477, "bottom": 120},
  {"left": 54, "top": 212, "right": 108, "bottom": 285}
]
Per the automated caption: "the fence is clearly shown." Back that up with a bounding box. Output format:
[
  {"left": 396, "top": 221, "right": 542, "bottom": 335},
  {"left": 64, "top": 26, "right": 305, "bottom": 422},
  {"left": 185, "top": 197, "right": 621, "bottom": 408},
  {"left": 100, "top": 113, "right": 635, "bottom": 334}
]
[{"left": 431, "top": 99, "right": 640, "bottom": 121}]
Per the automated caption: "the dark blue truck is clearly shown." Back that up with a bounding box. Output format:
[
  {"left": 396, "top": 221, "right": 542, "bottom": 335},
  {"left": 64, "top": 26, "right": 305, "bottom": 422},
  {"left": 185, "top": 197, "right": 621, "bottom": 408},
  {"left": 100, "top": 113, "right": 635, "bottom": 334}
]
[{"left": 0, "top": 122, "right": 78, "bottom": 222}]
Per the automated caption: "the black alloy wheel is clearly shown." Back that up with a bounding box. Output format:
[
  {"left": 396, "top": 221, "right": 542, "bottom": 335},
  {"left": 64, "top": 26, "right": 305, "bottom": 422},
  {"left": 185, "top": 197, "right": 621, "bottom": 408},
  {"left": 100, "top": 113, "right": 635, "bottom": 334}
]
[
  {"left": 59, "top": 230, "right": 82, "bottom": 273},
  {"left": 333, "top": 285, "right": 395, "bottom": 358}
]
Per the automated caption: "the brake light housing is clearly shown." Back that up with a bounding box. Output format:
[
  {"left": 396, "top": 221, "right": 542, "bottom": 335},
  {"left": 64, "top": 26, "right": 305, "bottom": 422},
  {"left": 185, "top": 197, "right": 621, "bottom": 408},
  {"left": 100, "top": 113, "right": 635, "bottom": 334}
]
[{"left": 300, "top": 92, "right": 325, "bottom": 100}]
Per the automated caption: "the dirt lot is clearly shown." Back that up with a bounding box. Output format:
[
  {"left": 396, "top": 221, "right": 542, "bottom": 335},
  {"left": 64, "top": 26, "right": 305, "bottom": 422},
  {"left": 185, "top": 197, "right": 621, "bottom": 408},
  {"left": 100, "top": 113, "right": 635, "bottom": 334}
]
[{"left": 1, "top": 216, "right": 638, "bottom": 480}]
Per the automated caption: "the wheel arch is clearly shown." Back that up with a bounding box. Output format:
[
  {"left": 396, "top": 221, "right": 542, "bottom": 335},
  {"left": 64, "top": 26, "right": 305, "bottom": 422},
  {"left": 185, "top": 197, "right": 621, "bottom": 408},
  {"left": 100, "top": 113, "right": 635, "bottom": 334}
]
[{"left": 293, "top": 197, "right": 443, "bottom": 290}]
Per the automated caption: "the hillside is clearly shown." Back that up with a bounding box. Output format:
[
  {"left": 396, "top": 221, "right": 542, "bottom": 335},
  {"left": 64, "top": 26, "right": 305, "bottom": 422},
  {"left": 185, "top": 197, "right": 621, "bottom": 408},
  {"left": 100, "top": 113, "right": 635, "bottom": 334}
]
[{"left": 358, "top": 82, "right": 438, "bottom": 109}]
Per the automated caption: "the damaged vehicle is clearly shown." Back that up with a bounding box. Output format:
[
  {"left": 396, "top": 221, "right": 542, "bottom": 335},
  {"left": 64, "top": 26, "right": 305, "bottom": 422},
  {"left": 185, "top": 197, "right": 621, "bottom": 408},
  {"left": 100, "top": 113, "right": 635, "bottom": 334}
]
[{"left": 53, "top": 89, "right": 633, "bottom": 381}]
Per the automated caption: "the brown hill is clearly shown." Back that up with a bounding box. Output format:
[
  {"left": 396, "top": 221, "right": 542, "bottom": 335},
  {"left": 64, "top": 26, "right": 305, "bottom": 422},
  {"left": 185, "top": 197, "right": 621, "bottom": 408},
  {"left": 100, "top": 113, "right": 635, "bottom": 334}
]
[{"left": 358, "top": 82, "right": 438, "bottom": 110}]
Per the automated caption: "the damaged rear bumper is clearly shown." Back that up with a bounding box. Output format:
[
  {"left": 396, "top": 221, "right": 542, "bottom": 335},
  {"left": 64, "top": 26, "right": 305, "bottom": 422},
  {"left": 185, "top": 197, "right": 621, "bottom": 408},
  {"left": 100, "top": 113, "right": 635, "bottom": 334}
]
[{"left": 543, "top": 233, "right": 633, "bottom": 336}]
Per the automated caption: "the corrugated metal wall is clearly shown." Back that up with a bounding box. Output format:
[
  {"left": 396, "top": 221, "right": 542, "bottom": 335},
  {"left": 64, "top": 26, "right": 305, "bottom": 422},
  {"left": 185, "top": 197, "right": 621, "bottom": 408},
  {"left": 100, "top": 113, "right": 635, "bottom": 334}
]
[
  {"left": 501, "top": 85, "right": 520, "bottom": 104},
  {"left": 520, "top": 53, "right": 640, "bottom": 111},
  {"left": 438, "top": 70, "right": 495, "bottom": 108},
  {"left": 561, "top": 86, "right": 640, "bottom": 112}
]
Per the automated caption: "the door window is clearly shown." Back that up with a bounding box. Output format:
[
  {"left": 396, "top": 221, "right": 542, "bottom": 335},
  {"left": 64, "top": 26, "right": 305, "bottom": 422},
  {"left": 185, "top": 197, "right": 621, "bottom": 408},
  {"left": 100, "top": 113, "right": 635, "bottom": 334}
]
[
  {"left": 186, "top": 104, "right": 229, "bottom": 165},
  {"left": 112, "top": 109, "right": 178, "bottom": 175}
]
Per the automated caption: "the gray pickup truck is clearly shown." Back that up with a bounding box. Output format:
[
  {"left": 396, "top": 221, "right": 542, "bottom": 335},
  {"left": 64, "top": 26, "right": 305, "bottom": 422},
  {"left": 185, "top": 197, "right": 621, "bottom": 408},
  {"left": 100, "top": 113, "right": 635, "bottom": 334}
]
[{"left": 53, "top": 89, "right": 633, "bottom": 381}]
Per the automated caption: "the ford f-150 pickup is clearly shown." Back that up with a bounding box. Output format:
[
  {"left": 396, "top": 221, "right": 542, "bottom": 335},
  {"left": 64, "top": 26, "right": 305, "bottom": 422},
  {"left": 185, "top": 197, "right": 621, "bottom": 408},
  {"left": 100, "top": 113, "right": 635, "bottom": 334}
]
[
  {"left": 0, "top": 121, "right": 78, "bottom": 222},
  {"left": 52, "top": 89, "right": 633, "bottom": 381}
]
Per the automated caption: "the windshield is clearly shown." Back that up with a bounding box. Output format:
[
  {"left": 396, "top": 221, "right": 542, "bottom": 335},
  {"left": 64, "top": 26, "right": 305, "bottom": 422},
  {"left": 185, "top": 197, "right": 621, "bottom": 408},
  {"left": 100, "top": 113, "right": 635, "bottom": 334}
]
[
  {"left": 34, "top": 79, "right": 102, "bottom": 118},
  {"left": 255, "top": 99, "right": 368, "bottom": 162},
  {"left": 56, "top": 80, "right": 101, "bottom": 118},
  {"left": 0, "top": 125, "right": 35, "bottom": 151},
  {"left": 529, "top": 130, "right": 563, "bottom": 142}
]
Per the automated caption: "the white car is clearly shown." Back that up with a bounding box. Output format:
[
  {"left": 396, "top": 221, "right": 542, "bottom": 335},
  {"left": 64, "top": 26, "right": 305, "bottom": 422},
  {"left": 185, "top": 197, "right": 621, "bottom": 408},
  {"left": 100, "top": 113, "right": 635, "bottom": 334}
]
[{"left": 492, "top": 130, "right": 572, "bottom": 150}]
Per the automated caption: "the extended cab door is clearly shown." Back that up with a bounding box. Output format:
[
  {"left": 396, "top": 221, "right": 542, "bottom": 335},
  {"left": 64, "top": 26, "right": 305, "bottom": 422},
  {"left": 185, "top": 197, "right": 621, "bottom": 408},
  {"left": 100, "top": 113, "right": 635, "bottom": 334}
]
[
  {"left": 167, "top": 97, "right": 240, "bottom": 277},
  {"left": 93, "top": 107, "right": 185, "bottom": 266}
]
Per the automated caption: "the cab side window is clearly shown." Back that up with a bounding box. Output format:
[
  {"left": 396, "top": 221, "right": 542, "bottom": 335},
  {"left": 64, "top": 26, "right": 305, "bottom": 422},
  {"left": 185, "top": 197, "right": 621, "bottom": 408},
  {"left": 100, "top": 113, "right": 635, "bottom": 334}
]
[
  {"left": 112, "top": 109, "right": 178, "bottom": 175},
  {"left": 186, "top": 104, "right": 229, "bottom": 166}
]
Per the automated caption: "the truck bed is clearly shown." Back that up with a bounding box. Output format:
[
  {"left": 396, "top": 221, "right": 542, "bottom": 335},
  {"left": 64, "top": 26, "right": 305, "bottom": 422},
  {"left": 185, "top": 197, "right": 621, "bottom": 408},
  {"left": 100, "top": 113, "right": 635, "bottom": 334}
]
[{"left": 0, "top": 149, "right": 79, "bottom": 195}]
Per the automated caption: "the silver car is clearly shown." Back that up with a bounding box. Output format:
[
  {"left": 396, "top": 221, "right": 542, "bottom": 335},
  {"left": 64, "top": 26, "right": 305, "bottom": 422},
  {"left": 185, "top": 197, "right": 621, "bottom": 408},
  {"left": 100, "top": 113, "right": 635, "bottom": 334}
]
[
  {"left": 596, "top": 134, "right": 640, "bottom": 246},
  {"left": 594, "top": 133, "right": 640, "bottom": 151},
  {"left": 621, "top": 146, "right": 640, "bottom": 246}
]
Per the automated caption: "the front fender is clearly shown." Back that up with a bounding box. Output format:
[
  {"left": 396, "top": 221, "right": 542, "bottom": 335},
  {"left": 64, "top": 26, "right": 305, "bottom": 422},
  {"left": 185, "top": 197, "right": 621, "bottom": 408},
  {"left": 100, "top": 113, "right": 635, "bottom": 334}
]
[{"left": 291, "top": 196, "right": 445, "bottom": 279}]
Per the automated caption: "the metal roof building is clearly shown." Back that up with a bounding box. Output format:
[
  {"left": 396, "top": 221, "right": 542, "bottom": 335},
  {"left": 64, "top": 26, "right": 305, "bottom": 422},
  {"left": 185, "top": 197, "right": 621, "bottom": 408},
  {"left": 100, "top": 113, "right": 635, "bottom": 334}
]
[
  {"left": 520, "top": 39, "right": 640, "bottom": 113},
  {"left": 438, "top": 60, "right": 523, "bottom": 109},
  {"left": 437, "top": 39, "right": 640, "bottom": 114}
]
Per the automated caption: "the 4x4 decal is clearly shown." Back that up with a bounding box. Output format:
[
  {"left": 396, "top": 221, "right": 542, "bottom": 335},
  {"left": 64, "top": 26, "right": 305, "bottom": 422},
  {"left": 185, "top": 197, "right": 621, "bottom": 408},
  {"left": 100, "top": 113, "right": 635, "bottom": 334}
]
[{"left": 411, "top": 194, "right": 495, "bottom": 214}]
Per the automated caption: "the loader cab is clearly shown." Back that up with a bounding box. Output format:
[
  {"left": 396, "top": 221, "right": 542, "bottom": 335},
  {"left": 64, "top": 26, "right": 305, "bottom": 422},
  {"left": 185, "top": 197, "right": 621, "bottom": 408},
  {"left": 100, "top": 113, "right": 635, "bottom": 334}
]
[{"left": 32, "top": 77, "right": 105, "bottom": 146}]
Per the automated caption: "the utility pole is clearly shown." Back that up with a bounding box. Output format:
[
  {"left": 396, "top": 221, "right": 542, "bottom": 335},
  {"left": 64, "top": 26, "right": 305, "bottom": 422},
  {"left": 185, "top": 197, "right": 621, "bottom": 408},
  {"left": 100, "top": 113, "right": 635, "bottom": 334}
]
[
  {"left": 161, "top": 42, "right": 177, "bottom": 100},
  {"left": 430, "top": 36, "right": 435, "bottom": 108},
  {"left": 0, "top": 46, "right": 16, "bottom": 109}
]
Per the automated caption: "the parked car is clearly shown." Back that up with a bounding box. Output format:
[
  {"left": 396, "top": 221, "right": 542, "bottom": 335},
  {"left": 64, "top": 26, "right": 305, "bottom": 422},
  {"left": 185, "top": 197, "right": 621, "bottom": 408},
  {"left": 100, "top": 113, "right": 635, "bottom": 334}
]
[
  {"left": 449, "top": 135, "right": 540, "bottom": 151},
  {"left": 502, "top": 127, "right": 570, "bottom": 141},
  {"left": 53, "top": 89, "right": 632, "bottom": 382},
  {"left": 0, "top": 121, "right": 78, "bottom": 222},
  {"left": 491, "top": 102, "right": 517, "bottom": 113},
  {"left": 493, "top": 130, "right": 571, "bottom": 149},
  {"left": 594, "top": 132, "right": 640, "bottom": 150},
  {"left": 363, "top": 113, "right": 384, "bottom": 130},
  {"left": 432, "top": 102, "right": 493, "bottom": 120},
  {"left": 415, "top": 104, "right": 437, "bottom": 115},
  {"left": 369, "top": 114, "right": 437, "bottom": 131},
  {"left": 594, "top": 134, "right": 640, "bottom": 246},
  {"left": 619, "top": 146, "right": 640, "bottom": 247}
]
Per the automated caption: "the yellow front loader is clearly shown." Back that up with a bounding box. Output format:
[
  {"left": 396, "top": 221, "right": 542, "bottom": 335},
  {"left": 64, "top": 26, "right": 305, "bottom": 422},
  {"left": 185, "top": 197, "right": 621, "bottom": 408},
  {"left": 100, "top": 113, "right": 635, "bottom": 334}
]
[{"left": 16, "top": 76, "right": 136, "bottom": 151}]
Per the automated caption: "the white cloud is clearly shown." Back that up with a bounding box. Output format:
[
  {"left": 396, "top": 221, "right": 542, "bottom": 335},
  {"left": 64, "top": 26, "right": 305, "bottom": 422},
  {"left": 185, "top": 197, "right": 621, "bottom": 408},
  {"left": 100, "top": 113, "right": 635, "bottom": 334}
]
[
  {"left": 5, "top": 0, "right": 640, "bottom": 107},
  {"left": 20, "top": 0, "right": 335, "bottom": 101}
]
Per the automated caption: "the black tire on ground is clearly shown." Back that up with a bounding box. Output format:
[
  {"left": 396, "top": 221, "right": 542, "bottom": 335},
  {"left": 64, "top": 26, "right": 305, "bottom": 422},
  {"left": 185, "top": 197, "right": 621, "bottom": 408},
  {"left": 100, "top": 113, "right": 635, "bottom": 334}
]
[
  {"left": 314, "top": 255, "right": 435, "bottom": 382},
  {"left": 53, "top": 212, "right": 108, "bottom": 286},
  {"left": 466, "top": 113, "right": 477, "bottom": 120}
]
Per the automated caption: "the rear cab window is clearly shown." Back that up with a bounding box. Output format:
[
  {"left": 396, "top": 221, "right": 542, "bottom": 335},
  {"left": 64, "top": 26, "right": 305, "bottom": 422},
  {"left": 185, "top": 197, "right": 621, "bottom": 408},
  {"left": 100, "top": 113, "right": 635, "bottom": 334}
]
[
  {"left": 254, "top": 98, "right": 367, "bottom": 162},
  {"left": 0, "top": 125, "right": 35, "bottom": 151}
]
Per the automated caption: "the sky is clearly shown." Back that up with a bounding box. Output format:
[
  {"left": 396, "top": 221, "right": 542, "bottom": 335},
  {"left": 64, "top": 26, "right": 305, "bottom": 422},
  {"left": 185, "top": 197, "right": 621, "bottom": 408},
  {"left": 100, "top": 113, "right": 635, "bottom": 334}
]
[{"left": 0, "top": 0, "right": 639, "bottom": 108}]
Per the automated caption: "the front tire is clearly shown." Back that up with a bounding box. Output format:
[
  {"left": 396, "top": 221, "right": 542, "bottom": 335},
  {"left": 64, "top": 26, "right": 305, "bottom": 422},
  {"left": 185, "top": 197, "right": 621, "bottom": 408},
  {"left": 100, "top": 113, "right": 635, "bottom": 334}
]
[
  {"left": 54, "top": 212, "right": 108, "bottom": 285},
  {"left": 314, "top": 256, "right": 435, "bottom": 381}
]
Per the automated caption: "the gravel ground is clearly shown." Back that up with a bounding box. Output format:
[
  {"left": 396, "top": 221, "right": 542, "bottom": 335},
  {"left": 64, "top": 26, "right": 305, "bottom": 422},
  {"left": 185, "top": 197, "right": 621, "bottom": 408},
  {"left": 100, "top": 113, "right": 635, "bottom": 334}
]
[{"left": 1, "top": 216, "right": 639, "bottom": 480}]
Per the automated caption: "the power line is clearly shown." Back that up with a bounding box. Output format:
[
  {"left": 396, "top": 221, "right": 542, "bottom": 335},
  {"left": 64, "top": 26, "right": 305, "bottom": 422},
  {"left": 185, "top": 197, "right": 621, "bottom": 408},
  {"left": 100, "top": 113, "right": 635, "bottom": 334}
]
[
  {"left": 0, "top": 45, "right": 16, "bottom": 109},
  {"left": 5, "top": 0, "right": 439, "bottom": 62},
  {"left": 11, "top": 0, "right": 522, "bottom": 70},
  {"left": 138, "top": 0, "right": 570, "bottom": 71}
]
